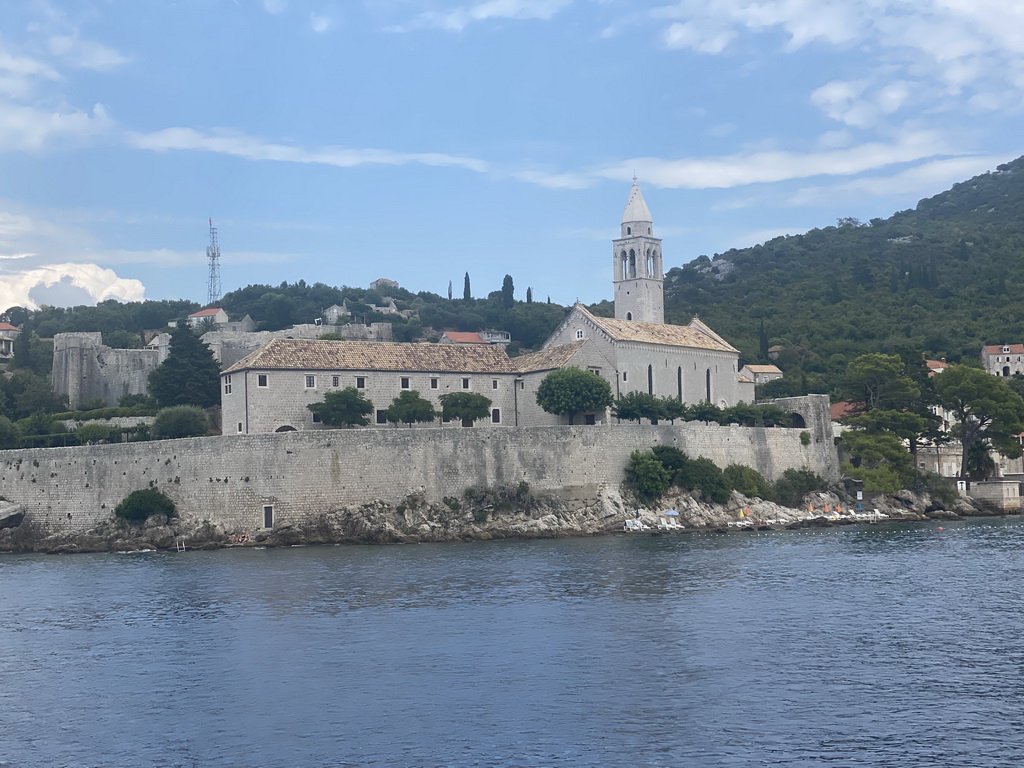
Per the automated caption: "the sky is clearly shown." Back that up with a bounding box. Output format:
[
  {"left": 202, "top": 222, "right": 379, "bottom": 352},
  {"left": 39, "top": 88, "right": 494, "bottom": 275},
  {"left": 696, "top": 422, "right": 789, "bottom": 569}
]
[{"left": 1, "top": 0, "right": 1022, "bottom": 313}]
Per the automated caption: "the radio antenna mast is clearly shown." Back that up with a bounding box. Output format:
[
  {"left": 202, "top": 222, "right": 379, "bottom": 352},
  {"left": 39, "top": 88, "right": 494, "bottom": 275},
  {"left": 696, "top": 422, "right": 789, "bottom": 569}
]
[{"left": 206, "top": 218, "right": 221, "bottom": 306}]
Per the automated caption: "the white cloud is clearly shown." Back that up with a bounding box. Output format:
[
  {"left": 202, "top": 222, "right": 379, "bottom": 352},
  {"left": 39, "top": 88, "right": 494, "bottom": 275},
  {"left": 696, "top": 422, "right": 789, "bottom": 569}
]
[
  {"left": 662, "top": 21, "right": 734, "bottom": 53},
  {"left": 263, "top": 0, "right": 288, "bottom": 14},
  {"left": 127, "top": 126, "right": 490, "bottom": 173},
  {"left": 0, "top": 100, "right": 113, "bottom": 152},
  {"left": 0, "top": 263, "right": 145, "bottom": 311},
  {"left": 310, "top": 13, "right": 333, "bottom": 33},
  {"left": 47, "top": 35, "right": 130, "bottom": 71},
  {"left": 395, "top": 0, "right": 572, "bottom": 32}
]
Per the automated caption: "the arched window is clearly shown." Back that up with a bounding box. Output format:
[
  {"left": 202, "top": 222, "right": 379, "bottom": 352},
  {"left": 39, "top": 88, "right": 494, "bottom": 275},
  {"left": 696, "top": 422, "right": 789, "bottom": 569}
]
[
  {"left": 629, "top": 249, "right": 637, "bottom": 278},
  {"left": 626, "top": 226, "right": 631, "bottom": 235},
  {"left": 620, "top": 250, "right": 628, "bottom": 280},
  {"left": 646, "top": 249, "right": 653, "bottom": 277},
  {"left": 626, "top": 312, "right": 632, "bottom": 321},
  {"left": 648, "top": 364, "right": 653, "bottom": 395},
  {"left": 275, "top": 425, "right": 296, "bottom": 433},
  {"left": 705, "top": 369, "right": 712, "bottom": 402},
  {"left": 677, "top": 367, "right": 683, "bottom": 401}
]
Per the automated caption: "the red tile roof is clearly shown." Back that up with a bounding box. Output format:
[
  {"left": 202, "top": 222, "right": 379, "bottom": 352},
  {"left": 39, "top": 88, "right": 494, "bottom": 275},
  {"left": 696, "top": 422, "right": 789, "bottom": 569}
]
[
  {"left": 442, "top": 332, "right": 487, "bottom": 344},
  {"left": 189, "top": 308, "right": 223, "bottom": 317},
  {"left": 983, "top": 345, "right": 1024, "bottom": 355},
  {"left": 830, "top": 401, "right": 857, "bottom": 420},
  {"left": 0, "top": 323, "right": 19, "bottom": 332}
]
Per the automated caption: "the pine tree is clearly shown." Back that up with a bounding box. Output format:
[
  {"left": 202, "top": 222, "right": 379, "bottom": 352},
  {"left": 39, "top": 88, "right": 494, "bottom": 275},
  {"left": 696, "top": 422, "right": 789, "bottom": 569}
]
[{"left": 148, "top": 324, "right": 221, "bottom": 408}]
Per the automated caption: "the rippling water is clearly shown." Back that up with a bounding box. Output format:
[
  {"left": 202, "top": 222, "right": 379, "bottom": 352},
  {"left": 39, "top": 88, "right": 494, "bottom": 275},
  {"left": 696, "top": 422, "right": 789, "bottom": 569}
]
[{"left": 3, "top": 518, "right": 1024, "bottom": 767}]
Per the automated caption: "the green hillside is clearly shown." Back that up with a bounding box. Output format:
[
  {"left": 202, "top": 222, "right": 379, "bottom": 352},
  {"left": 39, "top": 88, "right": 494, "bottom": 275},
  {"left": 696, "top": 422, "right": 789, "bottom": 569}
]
[{"left": 665, "top": 156, "right": 1024, "bottom": 376}]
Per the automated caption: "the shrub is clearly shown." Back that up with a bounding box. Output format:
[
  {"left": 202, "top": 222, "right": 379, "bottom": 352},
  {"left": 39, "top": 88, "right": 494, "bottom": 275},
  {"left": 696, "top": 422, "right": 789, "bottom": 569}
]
[
  {"left": 723, "top": 464, "right": 775, "bottom": 501},
  {"left": 115, "top": 488, "right": 176, "bottom": 522},
  {"left": 800, "top": 430, "right": 811, "bottom": 446},
  {"left": 774, "top": 468, "right": 825, "bottom": 507},
  {"left": 625, "top": 450, "right": 671, "bottom": 502},
  {"left": 152, "top": 406, "right": 210, "bottom": 439},
  {"left": 678, "top": 457, "right": 731, "bottom": 504},
  {"left": 0, "top": 416, "right": 19, "bottom": 450},
  {"left": 908, "top": 470, "right": 958, "bottom": 507},
  {"left": 74, "top": 424, "right": 112, "bottom": 444},
  {"left": 651, "top": 445, "right": 690, "bottom": 483}
]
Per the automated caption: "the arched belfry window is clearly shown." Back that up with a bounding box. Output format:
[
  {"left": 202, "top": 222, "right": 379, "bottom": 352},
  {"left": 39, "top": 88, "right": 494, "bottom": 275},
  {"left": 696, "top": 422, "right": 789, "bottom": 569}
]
[
  {"left": 648, "top": 364, "right": 653, "bottom": 395},
  {"left": 626, "top": 312, "right": 632, "bottom": 320},
  {"left": 629, "top": 249, "right": 637, "bottom": 278},
  {"left": 620, "top": 250, "right": 628, "bottom": 280},
  {"left": 705, "top": 369, "right": 712, "bottom": 402},
  {"left": 626, "top": 227, "right": 631, "bottom": 235},
  {"left": 646, "top": 249, "right": 653, "bottom": 277}
]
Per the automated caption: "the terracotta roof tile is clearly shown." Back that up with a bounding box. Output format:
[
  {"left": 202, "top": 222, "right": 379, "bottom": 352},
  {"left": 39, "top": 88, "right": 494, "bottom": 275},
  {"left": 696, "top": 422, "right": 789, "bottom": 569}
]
[
  {"left": 983, "top": 344, "right": 1024, "bottom": 354},
  {"left": 0, "top": 323, "right": 19, "bottom": 332},
  {"left": 442, "top": 331, "right": 487, "bottom": 344},
  {"left": 577, "top": 306, "right": 738, "bottom": 353},
  {"left": 223, "top": 339, "right": 518, "bottom": 375},
  {"left": 744, "top": 364, "right": 783, "bottom": 374},
  {"left": 514, "top": 340, "right": 587, "bottom": 373},
  {"left": 189, "top": 308, "right": 223, "bottom": 317}
]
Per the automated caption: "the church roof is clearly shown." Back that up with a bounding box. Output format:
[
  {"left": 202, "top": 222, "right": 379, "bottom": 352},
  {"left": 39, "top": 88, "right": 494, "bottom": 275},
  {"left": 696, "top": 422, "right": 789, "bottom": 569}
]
[
  {"left": 575, "top": 306, "right": 738, "bottom": 353},
  {"left": 514, "top": 340, "right": 587, "bottom": 373},
  {"left": 621, "top": 182, "right": 652, "bottom": 224},
  {"left": 223, "top": 339, "right": 518, "bottom": 375}
]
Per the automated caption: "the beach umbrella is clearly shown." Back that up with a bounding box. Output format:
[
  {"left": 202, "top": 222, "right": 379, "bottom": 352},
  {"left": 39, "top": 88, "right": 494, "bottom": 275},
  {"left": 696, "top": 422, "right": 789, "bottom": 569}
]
[{"left": 663, "top": 510, "right": 679, "bottom": 516}]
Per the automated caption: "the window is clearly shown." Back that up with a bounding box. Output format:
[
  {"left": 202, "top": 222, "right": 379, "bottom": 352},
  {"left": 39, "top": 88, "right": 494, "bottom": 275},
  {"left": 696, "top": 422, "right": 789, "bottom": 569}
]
[
  {"left": 589, "top": 367, "right": 600, "bottom": 375},
  {"left": 442, "top": 413, "right": 451, "bottom": 423},
  {"left": 257, "top": 374, "right": 268, "bottom": 387},
  {"left": 401, "top": 377, "right": 410, "bottom": 389},
  {"left": 376, "top": 409, "right": 387, "bottom": 424},
  {"left": 312, "top": 412, "right": 321, "bottom": 423},
  {"left": 576, "top": 329, "right": 584, "bottom": 340},
  {"left": 492, "top": 379, "right": 498, "bottom": 390},
  {"left": 224, "top": 374, "right": 232, "bottom": 395},
  {"left": 491, "top": 408, "right": 501, "bottom": 423},
  {"left": 431, "top": 378, "right": 439, "bottom": 389},
  {"left": 305, "top": 375, "right": 316, "bottom": 388},
  {"left": 356, "top": 377, "right": 366, "bottom": 389},
  {"left": 462, "top": 378, "right": 470, "bottom": 389},
  {"left": 332, "top": 376, "right": 339, "bottom": 387},
  {"left": 622, "top": 370, "right": 628, "bottom": 382},
  {"left": 237, "top": 422, "right": 243, "bottom": 433}
]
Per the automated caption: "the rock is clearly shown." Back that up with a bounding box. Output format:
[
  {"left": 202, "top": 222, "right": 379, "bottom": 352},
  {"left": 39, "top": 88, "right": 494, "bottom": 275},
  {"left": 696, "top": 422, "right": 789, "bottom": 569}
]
[{"left": 0, "top": 510, "right": 25, "bottom": 529}]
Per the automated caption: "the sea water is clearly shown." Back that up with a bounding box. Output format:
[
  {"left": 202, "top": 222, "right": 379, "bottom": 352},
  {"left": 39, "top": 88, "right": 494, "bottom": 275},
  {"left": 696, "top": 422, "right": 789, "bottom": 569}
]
[{"left": 2, "top": 518, "right": 1023, "bottom": 767}]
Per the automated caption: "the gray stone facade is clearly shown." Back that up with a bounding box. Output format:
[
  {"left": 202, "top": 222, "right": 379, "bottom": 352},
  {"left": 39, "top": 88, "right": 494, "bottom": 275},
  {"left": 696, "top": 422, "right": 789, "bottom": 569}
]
[{"left": 51, "top": 333, "right": 166, "bottom": 408}]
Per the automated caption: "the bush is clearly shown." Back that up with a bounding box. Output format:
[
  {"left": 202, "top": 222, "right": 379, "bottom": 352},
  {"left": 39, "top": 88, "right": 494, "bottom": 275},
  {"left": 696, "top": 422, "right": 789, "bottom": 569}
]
[
  {"left": 152, "top": 406, "right": 210, "bottom": 439},
  {"left": 115, "top": 488, "right": 176, "bottom": 522},
  {"left": 678, "top": 457, "right": 731, "bottom": 504},
  {"left": 723, "top": 464, "right": 775, "bottom": 501},
  {"left": 0, "top": 416, "right": 19, "bottom": 450},
  {"left": 651, "top": 445, "right": 689, "bottom": 482},
  {"left": 624, "top": 450, "right": 671, "bottom": 502},
  {"left": 908, "top": 470, "right": 958, "bottom": 507},
  {"left": 74, "top": 424, "right": 112, "bottom": 444},
  {"left": 774, "top": 468, "right": 825, "bottom": 507},
  {"left": 800, "top": 430, "right": 811, "bottom": 446}
]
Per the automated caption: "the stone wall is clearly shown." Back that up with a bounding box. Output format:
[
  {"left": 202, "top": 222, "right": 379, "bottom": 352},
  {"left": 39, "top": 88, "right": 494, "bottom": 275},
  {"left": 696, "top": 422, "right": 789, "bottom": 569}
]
[
  {"left": 0, "top": 419, "right": 838, "bottom": 535},
  {"left": 51, "top": 333, "right": 163, "bottom": 408}
]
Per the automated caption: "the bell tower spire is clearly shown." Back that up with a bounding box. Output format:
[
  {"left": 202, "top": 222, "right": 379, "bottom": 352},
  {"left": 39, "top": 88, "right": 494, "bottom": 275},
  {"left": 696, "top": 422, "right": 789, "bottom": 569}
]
[{"left": 613, "top": 180, "right": 664, "bottom": 324}]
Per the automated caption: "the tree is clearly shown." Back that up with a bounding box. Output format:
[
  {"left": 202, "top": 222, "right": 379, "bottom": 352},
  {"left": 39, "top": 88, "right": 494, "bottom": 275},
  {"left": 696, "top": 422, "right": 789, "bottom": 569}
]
[
  {"left": 526, "top": 287, "right": 533, "bottom": 304},
  {"left": 612, "top": 391, "right": 663, "bottom": 422},
  {"left": 0, "top": 416, "right": 19, "bottom": 449},
  {"left": 690, "top": 400, "right": 724, "bottom": 424},
  {"left": 463, "top": 272, "right": 471, "bottom": 301},
  {"left": 624, "top": 450, "right": 671, "bottom": 502},
  {"left": 841, "top": 353, "right": 920, "bottom": 412},
  {"left": 386, "top": 390, "right": 437, "bottom": 426},
  {"left": 501, "top": 275, "right": 515, "bottom": 309},
  {"left": 723, "top": 464, "right": 775, "bottom": 501},
  {"left": 439, "top": 392, "right": 492, "bottom": 425},
  {"left": 148, "top": 324, "right": 221, "bottom": 408},
  {"left": 152, "top": 405, "right": 210, "bottom": 439},
  {"left": 840, "top": 430, "right": 914, "bottom": 492},
  {"left": 11, "top": 324, "right": 32, "bottom": 370},
  {"left": 659, "top": 397, "right": 688, "bottom": 423},
  {"left": 934, "top": 365, "right": 1024, "bottom": 479},
  {"left": 308, "top": 387, "right": 374, "bottom": 428},
  {"left": 535, "top": 367, "right": 613, "bottom": 425},
  {"left": 677, "top": 457, "right": 731, "bottom": 503}
]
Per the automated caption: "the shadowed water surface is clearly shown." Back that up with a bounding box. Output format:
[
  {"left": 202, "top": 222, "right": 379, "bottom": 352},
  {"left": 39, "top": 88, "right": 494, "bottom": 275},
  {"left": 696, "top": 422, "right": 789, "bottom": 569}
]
[{"left": 3, "top": 518, "right": 1024, "bottom": 767}]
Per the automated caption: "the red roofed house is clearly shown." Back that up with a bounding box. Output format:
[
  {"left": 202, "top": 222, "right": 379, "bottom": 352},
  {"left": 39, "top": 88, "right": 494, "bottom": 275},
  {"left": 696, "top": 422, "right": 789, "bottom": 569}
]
[
  {"left": 981, "top": 345, "right": 1024, "bottom": 378},
  {"left": 0, "top": 322, "right": 20, "bottom": 361},
  {"left": 925, "top": 358, "right": 950, "bottom": 377},
  {"left": 439, "top": 331, "right": 488, "bottom": 345},
  {"left": 187, "top": 307, "right": 229, "bottom": 328}
]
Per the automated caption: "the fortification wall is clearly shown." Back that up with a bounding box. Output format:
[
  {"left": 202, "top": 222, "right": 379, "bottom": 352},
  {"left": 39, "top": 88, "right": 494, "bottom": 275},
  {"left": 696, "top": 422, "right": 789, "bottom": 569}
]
[
  {"left": 52, "top": 333, "right": 161, "bottom": 408},
  {"left": 0, "top": 420, "right": 837, "bottom": 535}
]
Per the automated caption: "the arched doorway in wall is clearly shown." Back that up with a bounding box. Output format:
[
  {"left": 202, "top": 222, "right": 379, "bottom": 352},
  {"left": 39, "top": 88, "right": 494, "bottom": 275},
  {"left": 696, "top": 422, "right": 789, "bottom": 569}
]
[
  {"left": 275, "top": 425, "right": 296, "bottom": 432},
  {"left": 789, "top": 413, "right": 807, "bottom": 428}
]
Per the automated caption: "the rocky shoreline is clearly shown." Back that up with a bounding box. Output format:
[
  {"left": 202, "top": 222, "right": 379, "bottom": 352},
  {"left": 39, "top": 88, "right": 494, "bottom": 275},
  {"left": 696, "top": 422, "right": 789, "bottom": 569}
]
[{"left": 0, "top": 486, "right": 1000, "bottom": 555}]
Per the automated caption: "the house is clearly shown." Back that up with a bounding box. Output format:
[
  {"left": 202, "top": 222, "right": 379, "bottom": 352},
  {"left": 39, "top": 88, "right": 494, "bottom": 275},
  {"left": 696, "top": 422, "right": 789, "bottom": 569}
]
[
  {"left": 925, "top": 358, "right": 950, "bottom": 377},
  {"left": 479, "top": 329, "right": 511, "bottom": 346},
  {"left": 981, "top": 345, "right": 1024, "bottom": 377},
  {"left": 0, "top": 322, "right": 19, "bottom": 361},
  {"left": 740, "top": 364, "right": 783, "bottom": 385},
  {"left": 221, "top": 181, "right": 750, "bottom": 432},
  {"left": 323, "top": 304, "right": 349, "bottom": 324},
  {"left": 187, "top": 307, "right": 229, "bottom": 327}
]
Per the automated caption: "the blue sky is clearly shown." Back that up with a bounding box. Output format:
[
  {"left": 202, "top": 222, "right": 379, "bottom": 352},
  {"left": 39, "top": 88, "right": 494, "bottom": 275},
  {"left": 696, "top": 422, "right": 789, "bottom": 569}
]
[{"left": 1, "top": 0, "right": 1022, "bottom": 313}]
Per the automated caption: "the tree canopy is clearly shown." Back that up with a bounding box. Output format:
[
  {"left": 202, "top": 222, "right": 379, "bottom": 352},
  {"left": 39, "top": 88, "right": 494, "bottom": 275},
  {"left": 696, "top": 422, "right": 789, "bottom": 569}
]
[
  {"left": 535, "top": 367, "right": 613, "bottom": 425},
  {"left": 386, "top": 390, "right": 437, "bottom": 426},
  {"left": 148, "top": 324, "right": 221, "bottom": 409},
  {"left": 439, "top": 392, "right": 492, "bottom": 425},
  {"left": 308, "top": 387, "right": 374, "bottom": 428}
]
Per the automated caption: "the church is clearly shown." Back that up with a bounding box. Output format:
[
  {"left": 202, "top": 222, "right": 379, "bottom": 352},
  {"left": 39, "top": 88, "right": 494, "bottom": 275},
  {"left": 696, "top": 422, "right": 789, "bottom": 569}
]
[{"left": 220, "top": 183, "right": 751, "bottom": 433}]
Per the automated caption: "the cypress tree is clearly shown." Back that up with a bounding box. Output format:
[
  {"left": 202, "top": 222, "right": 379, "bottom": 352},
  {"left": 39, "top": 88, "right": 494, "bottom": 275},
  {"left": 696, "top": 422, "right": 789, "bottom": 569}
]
[{"left": 463, "top": 272, "right": 471, "bottom": 301}]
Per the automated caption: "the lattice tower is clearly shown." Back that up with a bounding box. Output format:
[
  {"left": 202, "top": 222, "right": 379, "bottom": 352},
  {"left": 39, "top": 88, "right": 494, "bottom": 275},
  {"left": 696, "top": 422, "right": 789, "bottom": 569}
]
[{"left": 206, "top": 218, "right": 221, "bottom": 306}]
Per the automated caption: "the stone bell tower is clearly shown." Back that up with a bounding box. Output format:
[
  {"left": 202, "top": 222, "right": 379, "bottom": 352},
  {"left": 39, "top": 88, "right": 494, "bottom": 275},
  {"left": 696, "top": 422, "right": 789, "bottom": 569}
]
[{"left": 613, "top": 180, "right": 664, "bottom": 324}]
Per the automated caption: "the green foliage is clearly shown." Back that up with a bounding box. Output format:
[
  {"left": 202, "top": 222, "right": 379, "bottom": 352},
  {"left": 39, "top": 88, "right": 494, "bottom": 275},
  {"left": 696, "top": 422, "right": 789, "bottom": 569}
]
[
  {"left": 612, "top": 391, "right": 664, "bottom": 422},
  {"left": 115, "top": 488, "right": 176, "bottom": 522},
  {"left": 0, "top": 369, "right": 69, "bottom": 420},
  {"left": 0, "top": 416, "right": 18, "bottom": 449},
  {"left": 677, "top": 456, "right": 731, "bottom": 504},
  {"left": 774, "top": 468, "right": 825, "bottom": 507},
  {"left": 102, "top": 330, "right": 143, "bottom": 349},
  {"left": 689, "top": 400, "right": 724, "bottom": 424},
  {"left": 118, "top": 393, "right": 157, "bottom": 408},
  {"left": 385, "top": 390, "right": 437, "bottom": 426},
  {"left": 501, "top": 274, "right": 514, "bottom": 309},
  {"left": 152, "top": 406, "right": 210, "bottom": 439},
  {"left": 308, "top": 387, "right": 374, "bottom": 427},
  {"left": 624, "top": 450, "right": 671, "bottom": 502},
  {"left": 17, "top": 411, "right": 56, "bottom": 437},
  {"left": 439, "top": 392, "right": 493, "bottom": 424},
  {"left": 841, "top": 430, "right": 915, "bottom": 492},
  {"left": 908, "top": 471, "right": 958, "bottom": 507},
  {"left": 800, "top": 430, "right": 811, "bottom": 446},
  {"left": 148, "top": 324, "right": 221, "bottom": 409},
  {"left": 723, "top": 464, "right": 775, "bottom": 501},
  {"left": 934, "top": 364, "right": 1024, "bottom": 478},
  {"left": 650, "top": 445, "right": 689, "bottom": 480},
  {"left": 841, "top": 353, "right": 920, "bottom": 411},
  {"left": 659, "top": 397, "right": 688, "bottom": 423},
  {"left": 74, "top": 424, "right": 113, "bottom": 444},
  {"left": 536, "top": 367, "right": 613, "bottom": 425},
  {"left": 317, "top": 332, "right": 346, "bottom": 341}
]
